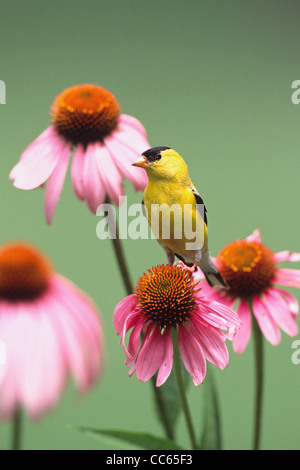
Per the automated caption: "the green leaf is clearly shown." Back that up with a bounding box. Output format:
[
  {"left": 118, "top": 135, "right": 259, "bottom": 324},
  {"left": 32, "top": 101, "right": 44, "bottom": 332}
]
[
  {"left": 153, "top": 365, "right": 191, "bottom": 437},
  {"left": 199, "top": 365, "right": 222, "bottom": 450},
  {"left": 72, "top": 426, "right": 183, "bottom": 450}
]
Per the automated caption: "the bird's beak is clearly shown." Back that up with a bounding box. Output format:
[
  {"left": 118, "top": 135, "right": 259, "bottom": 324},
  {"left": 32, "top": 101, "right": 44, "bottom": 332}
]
[{"left": 132, "top": 156, "right": 149, "bottom": 169}]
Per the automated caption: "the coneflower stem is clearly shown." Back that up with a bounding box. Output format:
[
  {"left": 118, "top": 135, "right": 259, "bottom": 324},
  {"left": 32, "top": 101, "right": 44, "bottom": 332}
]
[
  {"left": 171, "top": 329, "right": 198, "bottom": 450},
  {"left": 250, "top": 301, "right": 264, "bottom": 450},
  {"left": 110, "top": 222, "right": 133, "bottom": 296},
  {"left": 107, "top": 201, "right": 174, "bottom": 440},
  {"left": 12, "top": 408, "right": 22, "bottom": 450}
]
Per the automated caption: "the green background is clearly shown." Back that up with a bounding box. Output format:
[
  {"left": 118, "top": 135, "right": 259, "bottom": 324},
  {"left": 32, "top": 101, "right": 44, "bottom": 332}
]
[{"left": 1, "top": 0, "right": 300, "bottom": 450}]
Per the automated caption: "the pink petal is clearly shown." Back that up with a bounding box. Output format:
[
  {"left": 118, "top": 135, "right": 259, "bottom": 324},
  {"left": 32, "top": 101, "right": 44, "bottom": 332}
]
[
  {"left": 156, "top": 328, "right": 173, "bottom": 387},
  {"left": 232, "top": 298, "right": 252, "bottom": 354},
  {"left": 124, "top": 317, "right": 145, "bottom": 366},
  {"left": 71, "top": 144, "right": 85, "bottom": 200},
  {"left": 198, "top": 298, "right": 242, "bottom": 332},
  {"left": 121, "top": 312, "right": 143, "bottom": 360},
  {"left": 0, "top": 303, "right": 30, "bottom": 418},
  {"left": 274, "top": 287, "right": 299, "bottom": 317},
  {"left": 274, "top": 268, "right": 300, "bottom": 288},
  {"left": 83, "top": 143, "right": 106, "bottom": 213},
  {"left": 177, "top": 325, "right": 206, "bottom": 386},
  {"left": 93, "top": 144, "right": 124, "bottom": 206},
  {"left": 21, "top": 304, "right": 65, "bottom": 418},
  {"left": 113, "top": 295, "right": 137, "bottom": 335},
  {"left": 134, "top": 327, "right": 165, "bottom": 382},
  {"left": 44, "top": 149, "right": 70, "bottom": 224},
  {"left": 119, "top": 114, "right": 148, "bottom": 139},
  {"left": 10, "top": 126, "right": 71, "bottom": 190},
  {"left": 252, "top": 296, "right": 281, "bottom": 345},
  {"left": 246, "top": 229, "right": 261, "bottom": 244},
  {"left": 274, "top": 251, "right": 300, "bottom": 263},
  {"left": 0, "top": 276, "right": 103, "bottom": 419},
  {"left": 45, "top": 294, "right": 96, "bottom": 392},
  {"left": 193, "top": 270, "right": 206, "bottom": 282},
  {"left": 114, "top": 124, "right": 150, "bottom": 155},
  {"left": 105, "top": 137, "right": 148, "bottom": 191},
  {"left": 47, "top": 276, "right": 103, "bottom": 390},
  {"left": 0, "top": 301, "right": 65, "bottom": 419},
  {"left": 195, "top": 282, "right": 236, "bottom": 308},
  {"left": 189, "top": 321, "right": 229, "bottom": 369},
  {"left": 262, "top": 289, "right": 298, "bottom": 337}
]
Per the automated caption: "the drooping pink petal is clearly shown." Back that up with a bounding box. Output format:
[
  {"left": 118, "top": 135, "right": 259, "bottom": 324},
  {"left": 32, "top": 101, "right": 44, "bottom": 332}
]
[
  {"left": 83, "top": 143, "right": 106, "bottom": 213},
  {"left": 134, "top": 327, "right": 166, "bottom": 382},
  {"left": 177, "top": 325, "right": 206, "bottom": 386},
  {"left": 10, "top": 126, "right": 71, "bottom": 190},
  {"left": 114, "top": 123, "right": 150, "bottom": 155},
  {"left": 113, "top": 295, "right": 138, "bottom": 335},
  {"left": 232, "top": 298, "right": 252, "bottom": 354},
  {"left": 71, "top": 144, "right": 85, "bottom": 200},
  {"left": 262, "top": 289, "right": 298, "bottom": 337},
  {"left": 274, "top": 287, "right": 299, "bottom": 317},
  {"left": 156, "top": 328, "right": 173, "bottom": 387},
  {"left": 198, "top": 296, "right": 241, "bottom": 333},
  {"left": 19, "top": 301, "right": 66, "bottom": 419},
  {"left": 0, "top": 302, "right": 30, "bottom": 418},
  {"left": 196, "top": 281, "right": 236, "bottom": 309},
  {"left": 0, "top": 300, "right": 66, "bottom": 420},
  {"left": 94, "top": 143, "right": 124, "bottom": 206},
  {"left": 124, "top": 316, "right": 145, "bottom": 366},
  {"left": 105, "top": 137, "right": 148, "bottom": 191},
  {"left": 51, "top": 275, "right": 103, "bottom": 384},
  {"left": 189, "top": 320, "right": 229, "bottom": 369},
  {"left": 119, "top": 114, "right": 148, "bottom": 139},
  {"left": 252, "top": 296, "right": 281, "bottom": 345},
  {"left": 273, "top": 268, "right": 300, "bottom": 288},
  {"left": 44, "top": 149, "right": 70, "bottom": 224},
  {"left": 44, "top": 292, "right": 98, "bottom": 393},
  {"left": 121, "top": 311, "right": 143, "bottom": 360},
  {"left": 274, "top": 251, "right": 300, "bottom": 263}
]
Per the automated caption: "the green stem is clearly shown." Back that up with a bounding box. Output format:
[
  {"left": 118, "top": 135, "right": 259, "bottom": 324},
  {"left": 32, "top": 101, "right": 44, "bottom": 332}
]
[
  {"left": 110, "top": 221, "right": 133, "bottom": 296},
  {"left": 171, "top": 329, "right": 198, "bottom": 450},
  {"left": 250, "top": 300, "right": 264, "bottom": 450},
  {"left": 12, "top": 408, "right": 22, "bottom": 450},
  {"left": 108, "top": 203, "right": 174, "bottom": 440}
]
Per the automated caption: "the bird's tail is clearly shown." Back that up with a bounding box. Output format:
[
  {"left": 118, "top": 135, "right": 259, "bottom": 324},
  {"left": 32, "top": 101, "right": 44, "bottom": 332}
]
[
  {"left": 203, "top": 269, "right": 227, "bottom": 288},
  {"left": 199, "top": 252, "right": 228, "bottom": 288}
]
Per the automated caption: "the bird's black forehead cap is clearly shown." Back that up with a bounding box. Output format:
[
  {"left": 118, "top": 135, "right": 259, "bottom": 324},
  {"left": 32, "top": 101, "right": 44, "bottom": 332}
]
[{"left": 142, "top": 146, "right": 170, "bottom": 161}]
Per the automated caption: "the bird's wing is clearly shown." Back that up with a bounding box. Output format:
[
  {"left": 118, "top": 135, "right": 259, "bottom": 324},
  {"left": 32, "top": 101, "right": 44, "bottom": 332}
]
[
  {"left": 141, "top": 199, "right": 147, "bottom": 218},
  {"left": 188, "top": 185, "right": 208, "bottom": 225}
]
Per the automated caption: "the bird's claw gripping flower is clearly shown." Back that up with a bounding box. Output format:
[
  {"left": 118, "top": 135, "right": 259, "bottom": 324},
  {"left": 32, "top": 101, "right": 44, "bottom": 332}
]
[
  {"left": 195, "top": 229, "right": 300, "bottom": 353},
  {"left": 0, "top": 242, "right": 104, "bottom": 420},
  {"left": 113, "top": 264, "right": 241, "bottom": 387},
  {"left": 10, "top": 84, "right": 150, "bottom": 224}
]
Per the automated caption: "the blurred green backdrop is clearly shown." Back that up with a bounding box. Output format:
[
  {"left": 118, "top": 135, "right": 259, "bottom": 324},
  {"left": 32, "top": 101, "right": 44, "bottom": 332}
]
[{"left": 1, "top": 0, "right": 300, "bottom": 450}]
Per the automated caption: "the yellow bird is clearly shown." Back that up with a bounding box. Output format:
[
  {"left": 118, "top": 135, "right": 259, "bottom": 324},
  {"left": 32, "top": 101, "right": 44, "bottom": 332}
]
[{"left": 132, "top": 146, "right": 227, "bottom": 287}]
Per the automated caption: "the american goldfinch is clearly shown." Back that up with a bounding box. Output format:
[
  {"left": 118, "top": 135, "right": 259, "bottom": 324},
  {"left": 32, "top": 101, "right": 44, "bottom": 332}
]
[{"left": 132, "top": 146, "right": 227, "bottom": 287}]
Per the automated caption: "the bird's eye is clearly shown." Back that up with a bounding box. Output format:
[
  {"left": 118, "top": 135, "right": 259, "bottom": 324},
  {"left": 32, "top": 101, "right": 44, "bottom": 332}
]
[{"left": 146, "top": 152, "right": 162, "bottom": 163}]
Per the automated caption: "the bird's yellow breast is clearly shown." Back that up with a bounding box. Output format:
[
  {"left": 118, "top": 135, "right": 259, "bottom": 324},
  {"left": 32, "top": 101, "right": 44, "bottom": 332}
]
[{"left": 143, "top": 181, "right": 208, "bottom": 261}]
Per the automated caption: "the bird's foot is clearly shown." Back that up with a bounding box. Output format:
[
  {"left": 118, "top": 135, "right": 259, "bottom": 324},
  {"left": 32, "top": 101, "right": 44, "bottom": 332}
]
[{"left": 176, "top": 260, "right": 198, "bottom": 274}]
